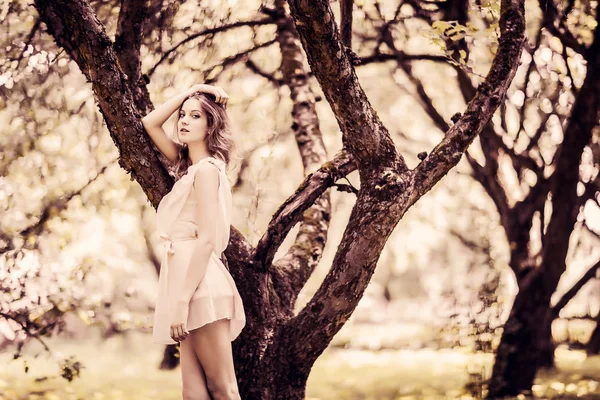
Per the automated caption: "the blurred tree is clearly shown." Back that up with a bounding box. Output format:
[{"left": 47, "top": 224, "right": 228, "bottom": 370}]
[{"left": 350, "top": 0, "right": 599, "bottom": 396}]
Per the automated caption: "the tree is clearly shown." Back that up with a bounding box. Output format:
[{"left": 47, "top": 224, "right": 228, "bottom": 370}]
[
  {"left": 346, "top": 0, "right": 599, "bottom": 395},
  {"left": 4, "top": 0, "right": 527, "bottom": 397}
]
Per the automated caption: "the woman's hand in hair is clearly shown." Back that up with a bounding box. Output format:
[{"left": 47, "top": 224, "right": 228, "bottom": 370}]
[{"left": 188, "top": 84, "right": 229, "bottom": 106}]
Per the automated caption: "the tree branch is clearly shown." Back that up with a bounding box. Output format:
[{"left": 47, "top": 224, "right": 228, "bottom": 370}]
[
  {"left": 412, "top": 0, "right": 526, "bottom": 202},
  {"left": 244, "top": 59, "right": 282, "bottom": 86},
  {"left": 551, "top": 259, "right": 600, "bottom": 319},
  {"left": 114, "top": 0, "right": 152, "bottom": 112},
  {"left": 148, "top": 18, "right": 274, "bottom": 76},
  {"left": 340, "top": 0, "right": 353, "bottom": 48},
  {"left": 254, "top": 150, "right": 356, "bottom": 269},
  {"left": 539, "top": 25, "right": 600, "bottom": 288},
  {"left": 359, "top": 52, "right": 448, "bottom": 65},
  {"left": 287, "top": 0, "right": 405, "bottom": 171},
  {"left": 33, "top": 0, "right": 173, "bottom": 208},
  {"left": 257, "top": 0, "right": 333, "bottom": 310},
  {"left": 202, "top": 39, "right": 278, "bottom": 84}
]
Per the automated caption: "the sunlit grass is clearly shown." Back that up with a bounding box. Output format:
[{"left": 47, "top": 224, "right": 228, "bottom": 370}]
[
  {"left": 2, "top": 331, "right": 600, "bottom": 399},
  {"left": 0, "top": 332, "right": 181, "bottom": 400}
]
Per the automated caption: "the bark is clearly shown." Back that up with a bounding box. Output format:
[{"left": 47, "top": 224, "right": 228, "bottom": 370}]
[
  {"left": 488, "top": 22, "right": 600, "bottom": 398},
  {"left": 340, "top": 0, "right": 353, "bottom": 48},
  {"left": 537, "top": 312, "right": 556, "bottom": 369},
  {"left": 114, "top": 0, "right": 153, "bottom": 113},
  {"left": 33, "top": 0, "right": 172, "bottom": 207},
  {"left": 588, "top": 311, "right": 600, "bottom": 355}
]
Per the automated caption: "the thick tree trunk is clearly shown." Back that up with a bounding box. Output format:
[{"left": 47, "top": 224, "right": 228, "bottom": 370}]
[
  {"left": 537, "top": 312, "right": 556, "bottom": 369},
  {"left": 588, "top": 312, "right": 600, "bottom": 355},
  {"left": 488, "top": 274, "right": 551, "bottom": 397}
]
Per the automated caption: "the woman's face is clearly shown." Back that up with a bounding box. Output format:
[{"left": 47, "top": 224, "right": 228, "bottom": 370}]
[{"left": 177, "top": 98, "right": 208, "bottom": 144}]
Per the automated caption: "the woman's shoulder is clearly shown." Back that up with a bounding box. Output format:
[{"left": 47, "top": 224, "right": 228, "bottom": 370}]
[{"left": 188, "top": 156, "right": 225, "bottom": 169}]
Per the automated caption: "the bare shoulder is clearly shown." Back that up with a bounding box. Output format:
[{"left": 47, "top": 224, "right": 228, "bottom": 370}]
[
  {"left": 192, "top": 161, "right": 220, "bottom": 194},
  {"left": 193, "top": 162, "right": 219, "bottom": 180}
]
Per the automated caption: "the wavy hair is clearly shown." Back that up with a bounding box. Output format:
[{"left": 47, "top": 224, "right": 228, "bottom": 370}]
[{"left": 171, "top": 92, "right": 238, "bottom": 179}]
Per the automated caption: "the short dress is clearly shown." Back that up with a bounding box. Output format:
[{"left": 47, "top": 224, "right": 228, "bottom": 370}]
[{"left": 152, "top": 156, "right": 246, "bottom": 345}]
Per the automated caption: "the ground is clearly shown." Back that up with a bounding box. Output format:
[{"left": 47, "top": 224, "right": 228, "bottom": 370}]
[{"left": 2, "top": 326, "right": 600, "bottom": 399}]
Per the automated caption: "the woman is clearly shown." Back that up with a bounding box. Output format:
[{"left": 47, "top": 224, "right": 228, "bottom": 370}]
[{"left": 142, "top": 83, "right": 246, "bottom": 400}]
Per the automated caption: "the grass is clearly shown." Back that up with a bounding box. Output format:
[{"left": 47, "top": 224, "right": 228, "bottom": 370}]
[{"left": 2, "top": 330, "right": 600, "bottom": 399}]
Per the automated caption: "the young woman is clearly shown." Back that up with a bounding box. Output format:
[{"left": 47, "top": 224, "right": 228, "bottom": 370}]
[{"left": 142, "top": 84, "right": 246, "bottom": 400}]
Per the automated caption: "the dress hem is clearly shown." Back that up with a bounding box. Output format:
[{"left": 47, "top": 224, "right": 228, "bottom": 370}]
[
  {"left": 151, "top": 316, "right": 245, "bottom": 345},
  {"left": 152, "top": 295, "right": 244, "bottom": 345}
]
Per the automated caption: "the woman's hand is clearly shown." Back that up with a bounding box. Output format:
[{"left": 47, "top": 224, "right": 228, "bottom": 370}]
[
  {"left": 189, "top": 84, "right": 229, "bottom": 106},
  {"left": 170, "top": 301, "right": 190, "bottom": 342}
]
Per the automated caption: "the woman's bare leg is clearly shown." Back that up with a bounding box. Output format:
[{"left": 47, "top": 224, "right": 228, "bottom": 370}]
[
  {"left": 189, "top": 318, "right": 241, "bottom": 400},
  {"left": 180, "top": 340, "right": 212, "bottom": 400}
]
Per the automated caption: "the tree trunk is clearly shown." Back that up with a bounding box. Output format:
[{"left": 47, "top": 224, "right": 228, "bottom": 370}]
[
  {"left": 159, "top": 344, "right": 179, "bottom": 370},
  {"left": 537, "top": 311, "right": 556, "bottom": 369},
  {"left": 488, "top": 273, "right": 551, "bottom": 397},
  {"left": 587, "top": 312, "right": 600, "bottom": 355},
  {"left": 488, "top": 20, "right": 600, "bottom": 397}
]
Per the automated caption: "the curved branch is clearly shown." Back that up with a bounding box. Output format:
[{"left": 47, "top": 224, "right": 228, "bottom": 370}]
[
  {"left": 412, "top": 0, "right": 526, "bottom": 201},
  {"left": 551, "top": 259, "right": 600, "bottom": 319},
  {"left": 148, "top": 18, "right": 274, "bottom": 76},
  {"left": 287, "top": 0, "right": 404, "bottom": 170},
  {"left": 254, "top": 150, "right": 356, "bottom": 269}
]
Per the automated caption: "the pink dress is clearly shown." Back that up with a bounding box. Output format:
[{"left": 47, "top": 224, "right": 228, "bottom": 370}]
[{"left": 152, "top": 156, "right": 246, "bottom": 344}]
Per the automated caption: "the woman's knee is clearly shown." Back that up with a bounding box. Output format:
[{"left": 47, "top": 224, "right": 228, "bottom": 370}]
[
  {"left": 182, "top": 387, "right": 212, "bottom": 400},
  {"left": 206, "top": 379, "right": 241, "bottom": 400}
]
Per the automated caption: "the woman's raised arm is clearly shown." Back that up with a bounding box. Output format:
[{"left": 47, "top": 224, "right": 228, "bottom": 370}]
[
  {"left": 141, "top": 88, "right": 197, "bottom": 163},
  {"left": 142, "top": 84, "right": 229, "bottom": 163}
]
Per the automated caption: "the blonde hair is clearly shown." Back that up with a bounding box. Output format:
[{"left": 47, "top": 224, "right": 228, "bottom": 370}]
[{"left": 172, "top": 92, "right": 238, "bottom": 179}]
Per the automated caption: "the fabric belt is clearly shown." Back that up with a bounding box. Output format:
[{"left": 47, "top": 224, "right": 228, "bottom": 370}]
[
  {"left": 158, "top": 232, "right": 228, "bottom": 272},
  {"left": 159, "top": 232, "right": 198, "bottom": 255}
]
